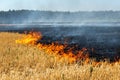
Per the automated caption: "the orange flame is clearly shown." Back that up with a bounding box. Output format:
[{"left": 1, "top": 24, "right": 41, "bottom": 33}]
[
  {"left": 16, "top": 32, "right": 42, "bottom": 45},
  {"left": 16, "top": 32, "right": 119, "bottom": 66},
  {"left": 16, "top": 31, "right": 120, "bottom": 65}
]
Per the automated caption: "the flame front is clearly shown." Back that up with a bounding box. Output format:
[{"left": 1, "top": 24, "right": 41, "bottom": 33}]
[
  {"left": 16, "top": 32, "right": 90, "bottom": 63},
  {"left": 16, "top": 32, "right": 42, "bottom": 45}
]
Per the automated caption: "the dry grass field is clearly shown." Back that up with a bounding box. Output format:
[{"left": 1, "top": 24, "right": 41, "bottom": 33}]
[{"left": 0, "top": 32, "right": 120, "bottom": 80}]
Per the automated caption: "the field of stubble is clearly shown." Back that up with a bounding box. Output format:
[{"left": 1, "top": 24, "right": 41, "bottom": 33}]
[{"left": 0, "top": 32, "right": 120, "bottom": 80}]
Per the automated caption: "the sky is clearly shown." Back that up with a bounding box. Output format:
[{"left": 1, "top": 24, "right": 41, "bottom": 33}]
[{"left": 0, "top": 0, "right": 120, "bottom": 11}]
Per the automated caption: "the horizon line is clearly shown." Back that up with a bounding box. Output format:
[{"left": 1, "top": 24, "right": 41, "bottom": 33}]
[{"left": 1, "top": 9, "right": 120, "bottom": 12}]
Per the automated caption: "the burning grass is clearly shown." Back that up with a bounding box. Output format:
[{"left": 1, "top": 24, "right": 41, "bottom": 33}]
[
  {"left": 0, "top": 32, "right": 120, "bottom": 80},
  {"left": 16, "top": 32, "right": 88, "bottom": 63},
  {"left": 16, "top": 31, "right": 120, "bottom": 64}
]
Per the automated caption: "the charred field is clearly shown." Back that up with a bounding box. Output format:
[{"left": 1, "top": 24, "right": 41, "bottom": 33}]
[
  {"left": 0, "top": 24, "right": 120, "bottom": 80},
  {"left": 1, "top": 24, "right": 120, "bottom": 62}
]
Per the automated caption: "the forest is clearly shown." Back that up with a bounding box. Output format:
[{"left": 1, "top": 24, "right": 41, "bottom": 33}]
[{"left": 0, "top": 10, "right": 120, "bottom": 24}]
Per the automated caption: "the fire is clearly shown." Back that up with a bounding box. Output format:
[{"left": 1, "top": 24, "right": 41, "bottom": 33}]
[
  {"left": 36, "top": 43, "right": 89, "bottom": 63},
  {"left": 16, "top": 31, "right": 90, "bottom": 63},
  {"left": 16, "top": 31, "right": 120, "bottom": 65},
  {"left": 16, "top": 32, "right": 42, "bottom": 45}
]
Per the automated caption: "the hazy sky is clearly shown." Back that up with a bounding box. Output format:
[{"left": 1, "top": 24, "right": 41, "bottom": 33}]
[{"left": 0, "top": 0, "right": 120, "bottom": 11}]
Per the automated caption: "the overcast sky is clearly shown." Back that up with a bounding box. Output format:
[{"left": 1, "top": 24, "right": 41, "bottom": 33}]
[{"left": 0, "top": 0, "right": 120, "bottom": 11}]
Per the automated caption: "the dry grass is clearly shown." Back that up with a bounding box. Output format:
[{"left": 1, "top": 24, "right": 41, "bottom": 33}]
[{"left": 0, "top": 32, "right": 120, "bottom": 80}]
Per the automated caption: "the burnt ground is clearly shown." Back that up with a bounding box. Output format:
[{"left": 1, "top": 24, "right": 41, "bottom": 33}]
[{"left": 1, "top": 24, "right": 120, "bottom": 62}]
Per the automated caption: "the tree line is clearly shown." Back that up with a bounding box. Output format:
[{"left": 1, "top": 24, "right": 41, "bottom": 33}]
[{"left": 0, "top": 10, "right": 120, "bottom": 24}]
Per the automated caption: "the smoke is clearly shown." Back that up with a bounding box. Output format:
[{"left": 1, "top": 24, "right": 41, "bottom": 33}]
[{"left": 0, "top": 10, "right": 120, "bottom": 48}]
